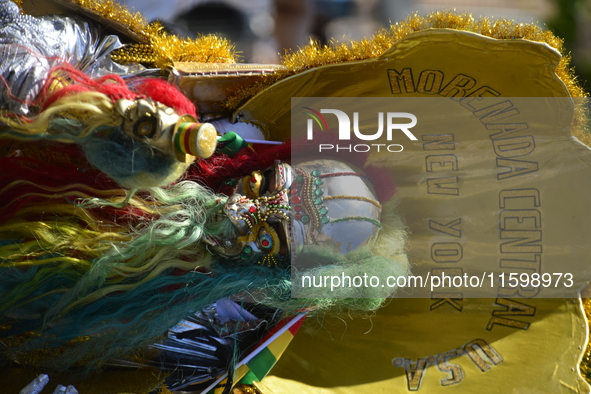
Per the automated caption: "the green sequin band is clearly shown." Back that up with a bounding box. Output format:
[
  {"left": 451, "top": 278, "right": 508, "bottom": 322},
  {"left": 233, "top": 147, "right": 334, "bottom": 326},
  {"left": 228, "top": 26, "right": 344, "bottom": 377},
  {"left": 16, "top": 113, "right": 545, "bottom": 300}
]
[
  {"left": 295, "top": 168, "right": 328, "bottom": 240},
  {"left": 330, "top": 216, "right": 383, "bottom": 228}
]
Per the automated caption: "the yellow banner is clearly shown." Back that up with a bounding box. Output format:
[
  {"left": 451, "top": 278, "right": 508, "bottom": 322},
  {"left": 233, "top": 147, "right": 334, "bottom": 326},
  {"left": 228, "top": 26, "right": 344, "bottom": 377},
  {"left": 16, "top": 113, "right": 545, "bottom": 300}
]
[{"left": 235, "top": 29, "right": 591, "bottom": 393}]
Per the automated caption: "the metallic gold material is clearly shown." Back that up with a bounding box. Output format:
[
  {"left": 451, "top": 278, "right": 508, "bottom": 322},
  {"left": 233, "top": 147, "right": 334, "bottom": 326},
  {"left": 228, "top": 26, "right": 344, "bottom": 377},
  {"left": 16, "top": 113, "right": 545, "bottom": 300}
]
[
  {"left": 262, "top": 299, "right": 590, "bottom": 394},
  {"left": 231, "top": 27, "right": 591, "bottom": 393},
  {"left": 113, "top": 34, "right": 238, "bottom": 70},
  {"left": 225, "top": 12, "right": 586, "bottom": 133},
  {"left": 232, "top": 28, "right": 585, "bottom": 140},
  {"left": 234, "top": 384, "right": 262, "bottom": 394},
  {"left": 581, "top": 287, "right": 591, "bottom": 383},
  {"left": 242, "top": 170, "right": 264, "bottom": 200},
  {"left": 171, "top": 63, "right": 285, "bottom": 118}
]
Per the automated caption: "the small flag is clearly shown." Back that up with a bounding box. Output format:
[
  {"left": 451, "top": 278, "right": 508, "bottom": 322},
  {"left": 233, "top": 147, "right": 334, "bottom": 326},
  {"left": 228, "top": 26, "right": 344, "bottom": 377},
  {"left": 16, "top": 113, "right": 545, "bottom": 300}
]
[{"left": 202, "top": 313, "right": 306, "bottom": 394}]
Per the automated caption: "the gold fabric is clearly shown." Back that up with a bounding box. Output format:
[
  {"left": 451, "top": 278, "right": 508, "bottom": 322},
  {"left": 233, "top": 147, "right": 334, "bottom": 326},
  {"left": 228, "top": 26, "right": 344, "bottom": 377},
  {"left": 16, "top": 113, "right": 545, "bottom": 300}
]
[
  {"left": 234, "top": 29, "right": 591, "bottom": 393},
  {"left": 262, "top": 299, "right": 589, "bottom": 393},
  {"left": 223, "top": 12, "right": 586, "bottom": 126}
]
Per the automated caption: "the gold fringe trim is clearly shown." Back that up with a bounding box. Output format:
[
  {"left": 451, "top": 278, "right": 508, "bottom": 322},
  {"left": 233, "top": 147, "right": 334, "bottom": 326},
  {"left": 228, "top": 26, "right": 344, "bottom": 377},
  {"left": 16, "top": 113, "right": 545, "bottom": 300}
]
[
  {"left": 65, "top": 0, "right": 153, "bottom": 37},
  {"left": 113, "top": 33, "right": 238, "bottom": 69},
  {"left": 223, "top": 11, "right": 587, "bottom": 140},
  {"left": 29, "top": 0, "right": 238, "bottom": 69}
]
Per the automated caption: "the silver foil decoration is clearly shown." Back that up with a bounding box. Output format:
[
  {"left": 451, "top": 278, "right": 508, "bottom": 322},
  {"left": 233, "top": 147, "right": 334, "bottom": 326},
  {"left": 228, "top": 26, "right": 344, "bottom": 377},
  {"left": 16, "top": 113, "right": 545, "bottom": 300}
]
[
  {"left": 0, "top": 0, "right": 143, "bottom": 115},
  {"left": 18, "top": 374, "right": 78, "bottom": 394}
]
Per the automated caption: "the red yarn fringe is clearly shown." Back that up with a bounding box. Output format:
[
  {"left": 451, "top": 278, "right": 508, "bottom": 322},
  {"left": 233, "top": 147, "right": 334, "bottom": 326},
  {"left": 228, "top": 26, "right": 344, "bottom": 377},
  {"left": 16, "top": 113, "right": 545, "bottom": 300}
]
[{"left": 40, "top": 64, "right": 196, "bottom": 116}]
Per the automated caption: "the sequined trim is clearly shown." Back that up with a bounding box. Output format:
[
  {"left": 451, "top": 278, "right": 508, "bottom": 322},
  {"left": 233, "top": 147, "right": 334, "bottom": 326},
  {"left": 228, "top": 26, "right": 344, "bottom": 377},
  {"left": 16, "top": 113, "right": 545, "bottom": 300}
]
[
  {"left": 323, "top": 195, "right": 382, "bottom": 210},
  {"left": 330, "top": 216, "right": 382, "bottom": 228},
  {"left": 292, "top": 168, "right": 382, "bottom": 242}
]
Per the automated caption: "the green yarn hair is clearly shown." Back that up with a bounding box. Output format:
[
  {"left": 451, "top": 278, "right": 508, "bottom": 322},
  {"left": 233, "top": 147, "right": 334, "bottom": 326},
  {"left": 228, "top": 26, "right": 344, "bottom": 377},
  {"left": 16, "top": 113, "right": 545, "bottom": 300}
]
[{"left": 0, "top": 174, "right": 408, "bottom": 370}]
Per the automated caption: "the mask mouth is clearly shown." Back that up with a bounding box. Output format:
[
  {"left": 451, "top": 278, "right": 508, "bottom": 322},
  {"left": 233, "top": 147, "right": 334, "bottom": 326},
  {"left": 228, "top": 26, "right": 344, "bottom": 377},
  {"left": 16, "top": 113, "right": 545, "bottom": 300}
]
[
  {"left": 223, "top": 193, "right": 257, "bottom": 236},
  {"left": 207, "top": 187, "right": 293, "bottom": 267}
]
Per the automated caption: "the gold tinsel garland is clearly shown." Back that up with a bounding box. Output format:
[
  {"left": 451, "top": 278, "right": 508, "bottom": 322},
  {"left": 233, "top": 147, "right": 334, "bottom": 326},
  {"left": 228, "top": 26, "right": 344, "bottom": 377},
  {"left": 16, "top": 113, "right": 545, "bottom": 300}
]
[
  {"left": 69, "top": 0, "right": 238, "bottom": 67},
  {"left": 17, "top": 0, "right": 238, "bottom": 69},
  {"left": 112, "top": 33, "right": 238, "bottom": 69},
  {"left": 15, "top": 2, "right": 586, "bottom": 138},
  {"left": 223, "top": 12, "right": 588, "bottom": 141}
]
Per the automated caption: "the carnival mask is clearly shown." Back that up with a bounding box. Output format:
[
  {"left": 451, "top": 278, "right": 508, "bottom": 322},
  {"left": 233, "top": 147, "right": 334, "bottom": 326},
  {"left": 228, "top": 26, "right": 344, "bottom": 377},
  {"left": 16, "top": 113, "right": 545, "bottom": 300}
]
[
  {"left": 208, "top": 160, "right": 383, "bottom": 268},
  {"left": 207, "top": 162, "right": 293, "bottom": 267},
  {"left": 115, "top": 98, "right": 218, "bottom": 161}
]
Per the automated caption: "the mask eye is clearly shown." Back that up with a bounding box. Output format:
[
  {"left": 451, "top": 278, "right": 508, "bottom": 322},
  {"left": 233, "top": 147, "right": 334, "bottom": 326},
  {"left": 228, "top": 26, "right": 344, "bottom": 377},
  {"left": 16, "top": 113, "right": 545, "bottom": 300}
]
[
  {"left": 258, "top": 227, "right": 273, "bottom": 252},
  {"left": 133, "top": 115, "right": 158, "bottom": 138},
  {"left": 257, "top": 224, "right": 280, "bottom": 253}
]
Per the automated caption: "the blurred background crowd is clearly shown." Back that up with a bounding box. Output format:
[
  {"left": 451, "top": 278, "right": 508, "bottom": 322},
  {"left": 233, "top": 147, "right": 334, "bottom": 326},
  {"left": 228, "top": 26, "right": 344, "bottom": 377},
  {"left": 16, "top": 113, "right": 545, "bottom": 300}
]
[{"left": 118, "top": 0, "right": 591, "bottom": 92}]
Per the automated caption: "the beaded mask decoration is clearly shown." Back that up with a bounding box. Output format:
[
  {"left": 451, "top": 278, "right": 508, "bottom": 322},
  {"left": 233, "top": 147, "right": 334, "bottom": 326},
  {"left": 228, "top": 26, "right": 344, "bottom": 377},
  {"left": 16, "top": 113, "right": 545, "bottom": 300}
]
[
  {"left": 208, "top": 159, "right": 383, "bottom": 268},
  {"left": 289, "top": 159, "right": 382, "bottom": 262},
  {"left": 207, "top": 162, "right": 293, "bottom": 267}
]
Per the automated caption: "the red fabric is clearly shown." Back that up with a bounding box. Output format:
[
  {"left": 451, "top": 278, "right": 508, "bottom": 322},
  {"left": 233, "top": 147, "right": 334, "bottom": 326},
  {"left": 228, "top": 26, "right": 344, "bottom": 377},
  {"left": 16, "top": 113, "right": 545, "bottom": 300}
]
[
  {"left": 41, "top": 65, "right": 137, "bottom": 110},
  {"left": 132, "top": 78, "right": 197, "bottom": 117},
  {"left": 186, "top": 143, "right": 291, "bottom": 195}
]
